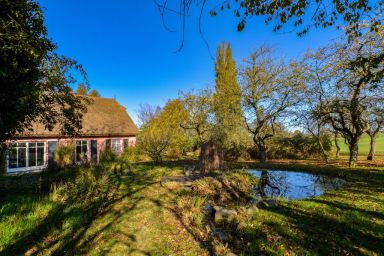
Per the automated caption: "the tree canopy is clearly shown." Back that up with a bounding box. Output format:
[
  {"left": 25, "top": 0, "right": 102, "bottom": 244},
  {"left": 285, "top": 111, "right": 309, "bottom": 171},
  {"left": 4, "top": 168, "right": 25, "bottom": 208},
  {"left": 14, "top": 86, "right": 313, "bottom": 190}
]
[
  {"left": 137, "top": 100, "right": 190, "bottom": 162},
  {"left": 240, "top": 47, "right": 304, "bottom": 162},
  {"left": 154, "top": 0, "right": 382, "bottom": 50},
  {"left": 89, "top": 89, "right": 101, "bottom": 97},
  {"left": 0, "top": 0, "right": 89, "bottom": 144},
  {"left": 213, "top": 42, "right": 243, "bottom": 145},
  {"left": 76, "top": 84, "right": 88, "bottom": 95},
  {"left": 136, "top": 35, "right": 384, "bottom": 167},
  {"left": 303, "top": 28, "right": 384, "bottom": 166},
  {"left": 75, "top": 84, "right": 101, "bottom": 97}
]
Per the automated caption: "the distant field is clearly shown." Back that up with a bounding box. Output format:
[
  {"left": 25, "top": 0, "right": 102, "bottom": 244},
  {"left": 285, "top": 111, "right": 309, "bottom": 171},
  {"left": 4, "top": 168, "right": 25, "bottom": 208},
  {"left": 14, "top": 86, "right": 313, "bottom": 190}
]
[{"left": 337, "top": 132, "right": 384, "bottom": 156}]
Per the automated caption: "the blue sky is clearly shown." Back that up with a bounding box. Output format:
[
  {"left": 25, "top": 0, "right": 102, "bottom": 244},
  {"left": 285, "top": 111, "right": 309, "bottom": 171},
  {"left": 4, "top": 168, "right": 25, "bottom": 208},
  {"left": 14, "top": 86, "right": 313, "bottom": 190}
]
[{"left": 41, "top": 0, "right": 341, "bottom": 124}]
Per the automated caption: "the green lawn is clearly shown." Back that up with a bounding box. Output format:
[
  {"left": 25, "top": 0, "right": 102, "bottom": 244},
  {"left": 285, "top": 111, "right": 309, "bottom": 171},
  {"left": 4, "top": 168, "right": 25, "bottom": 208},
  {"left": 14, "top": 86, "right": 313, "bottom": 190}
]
[
  {"left": 72, "top": 164, "right": 207, "bottom": 256},
  {"left": 0, "top": 164, "right": 208, "bottom": 256},
  {"left": 0, "top": 162, "right": 383, "bottom": 255},
  {"left": 234, "top": 161, "right": 384, "bottom": 255},
  {"left": 337, "top": 132, "right": 384, "bottom": 156}
]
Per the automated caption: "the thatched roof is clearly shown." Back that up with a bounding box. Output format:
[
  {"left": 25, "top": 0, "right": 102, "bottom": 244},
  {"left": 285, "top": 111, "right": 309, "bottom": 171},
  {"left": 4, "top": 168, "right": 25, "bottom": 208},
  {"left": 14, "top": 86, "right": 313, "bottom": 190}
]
[{"left": 19, "top": 97, "right": 138, "bottom": 138}]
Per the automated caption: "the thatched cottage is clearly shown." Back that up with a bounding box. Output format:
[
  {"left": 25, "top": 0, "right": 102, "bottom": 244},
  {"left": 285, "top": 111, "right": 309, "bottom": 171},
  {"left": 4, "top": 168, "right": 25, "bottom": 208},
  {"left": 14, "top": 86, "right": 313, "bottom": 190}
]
[{"left": 4, "top": 97, "right": 138, "bottom": 173}]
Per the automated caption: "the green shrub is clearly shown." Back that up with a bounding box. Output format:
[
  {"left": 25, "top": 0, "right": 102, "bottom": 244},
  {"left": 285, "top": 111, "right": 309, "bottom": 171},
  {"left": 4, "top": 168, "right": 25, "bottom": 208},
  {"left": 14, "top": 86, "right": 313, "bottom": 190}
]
[
  {"left": 224, "top": 143, "right": 249, "bottom": 162},
  {"left": 99, "top": 149, "right": 117, "bottom": 164},
  {"left": 52, "top": 165, "right": 121, "bottom": 213},
  {"left": 165, "top": 147, "right": 183, "bottom": 160},
  {"left": 99, "top": 148, "right": 134, "bottom": 175},
  {"left": 108, "top": 161, "right": 130, "bottom": 175},
  {"left": 121, "top": 147, "right": 140, "bottom": 164},
  {"left": 54, "top": 146, "right": 74, "bottom": 168},
  {"left": 248, "top": 131, "right": 333, "bottom": 160},
  {"left": 192, "top": 171, "right": 257, "bottom": 205}
]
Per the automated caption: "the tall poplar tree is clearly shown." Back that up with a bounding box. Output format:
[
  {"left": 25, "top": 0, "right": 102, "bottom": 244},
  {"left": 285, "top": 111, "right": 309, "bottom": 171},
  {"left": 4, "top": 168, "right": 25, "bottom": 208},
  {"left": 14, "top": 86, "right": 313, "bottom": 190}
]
[{"left": 213, "top": 42, "right": 242, "bottom": 145}]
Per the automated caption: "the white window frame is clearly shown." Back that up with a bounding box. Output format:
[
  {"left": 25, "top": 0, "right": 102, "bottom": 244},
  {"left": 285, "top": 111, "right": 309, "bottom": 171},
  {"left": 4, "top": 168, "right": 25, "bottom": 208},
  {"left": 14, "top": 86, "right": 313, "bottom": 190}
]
[
  {"left": 47, "top": 139, "right": 59, "bottom": 162},
  {"left": 7, "top": 141, "right": 46, "bottom": 173},
  {"left": 75, "top": 140, "right": 89, "bottom": 163},
  {"left": 111, "top": 139, "right": 122, "bottom": 153}
]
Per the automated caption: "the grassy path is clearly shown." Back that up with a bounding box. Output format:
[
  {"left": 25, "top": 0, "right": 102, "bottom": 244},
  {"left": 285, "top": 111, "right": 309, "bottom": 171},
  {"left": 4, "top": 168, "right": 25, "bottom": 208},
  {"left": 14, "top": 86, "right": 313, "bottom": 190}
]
[
  {"left": 75, "top": 165, "right": 208, "bottom": 256},
  {"left": 1, "top": 161, "right": 383, "bottom": 255}
]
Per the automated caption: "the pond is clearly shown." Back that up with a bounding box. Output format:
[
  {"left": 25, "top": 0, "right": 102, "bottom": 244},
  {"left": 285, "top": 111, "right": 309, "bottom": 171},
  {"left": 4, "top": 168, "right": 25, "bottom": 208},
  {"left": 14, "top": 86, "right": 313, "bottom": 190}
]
[{"left": 249, "top": 170, "right": 346, "bottom": 200}]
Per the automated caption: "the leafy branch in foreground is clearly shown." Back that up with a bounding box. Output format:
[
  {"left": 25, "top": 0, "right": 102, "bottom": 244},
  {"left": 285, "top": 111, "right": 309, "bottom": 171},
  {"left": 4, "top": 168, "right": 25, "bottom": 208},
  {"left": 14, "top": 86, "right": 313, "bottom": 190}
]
[
  {"left": 0, "top": 0, "right": 89, "bottom": 145},
  {"left": 154, "top": 0, "right": 382, "bottom": 51}
]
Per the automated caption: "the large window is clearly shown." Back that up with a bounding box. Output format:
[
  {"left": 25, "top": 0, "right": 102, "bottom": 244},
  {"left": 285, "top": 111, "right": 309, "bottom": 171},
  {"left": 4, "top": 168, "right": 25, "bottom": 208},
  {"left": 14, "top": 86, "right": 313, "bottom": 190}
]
[
  {"left": 76, "top": 140, "right": 88, "bottom": 162},
  {"left": 8, "top": 142, "right": 45, "bottom": 170},
  {"left": 111, "top": 139, "right": 122, "bottom": 153}
]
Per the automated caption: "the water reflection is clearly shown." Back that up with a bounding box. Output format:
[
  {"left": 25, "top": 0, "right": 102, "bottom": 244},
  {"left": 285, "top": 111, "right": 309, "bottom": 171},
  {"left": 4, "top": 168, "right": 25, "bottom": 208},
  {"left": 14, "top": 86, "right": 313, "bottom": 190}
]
[{"left": 250, "top": 170, "right": 346, "bottom": 200}]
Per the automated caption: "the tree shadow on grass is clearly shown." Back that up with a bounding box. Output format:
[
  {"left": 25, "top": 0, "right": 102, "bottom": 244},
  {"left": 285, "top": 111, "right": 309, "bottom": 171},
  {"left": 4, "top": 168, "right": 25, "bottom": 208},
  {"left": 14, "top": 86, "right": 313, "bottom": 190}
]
[
  {"left": 0, "top": 168, "right": 159, "bottom": 256},
  {"left": 310, "top": 197, "right": 384, "bottom": 221},
  {"left": 70, "top": 195, "right": 146, "bottom": 255},
  {"left": 259, "top": 202, "right": 384, "bottom": 255},
  {"left": 167, "top": 204, "right": 216, "bottom": 256},
  {"left": 241, "top": 168, "right": 384, "bottom": 255},
  {"left": 220, "top": 162, "right": 384, "bottom": 255}
]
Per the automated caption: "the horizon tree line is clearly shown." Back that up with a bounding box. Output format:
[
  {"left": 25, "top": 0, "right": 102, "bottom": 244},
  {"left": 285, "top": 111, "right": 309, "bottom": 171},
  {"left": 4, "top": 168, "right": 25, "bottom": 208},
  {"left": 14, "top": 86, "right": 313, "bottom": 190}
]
[
  {"left": 2, "top": 0, "right": 383, "bottom": 170},
  {"left": 138, "top": 30, "right": 384, "bottom": 168}
]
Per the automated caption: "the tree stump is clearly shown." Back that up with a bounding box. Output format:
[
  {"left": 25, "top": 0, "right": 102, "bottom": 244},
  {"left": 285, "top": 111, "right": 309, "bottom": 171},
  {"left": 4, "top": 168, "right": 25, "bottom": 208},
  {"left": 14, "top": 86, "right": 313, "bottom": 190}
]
[{"left": 199, "top": 142, "right": 224, "bottom": 172}]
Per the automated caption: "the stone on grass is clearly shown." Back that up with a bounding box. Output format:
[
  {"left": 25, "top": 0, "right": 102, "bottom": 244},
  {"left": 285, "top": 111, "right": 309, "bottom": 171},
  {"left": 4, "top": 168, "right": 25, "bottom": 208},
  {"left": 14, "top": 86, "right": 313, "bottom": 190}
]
[
  {"left": 202, "top": 203, "right": 214, "bottom": 217},
  {"left": 213, "top": 206, "right": 238, "bottom": 225},
  {"left": 246, "top": 205, "right": 259, "bottom": 216},
  {"left": 160, "top": 176, "right": 196, "bottom": 188},
  {"left": 208, "top": 223, "right": 231, "bottom": 242}
]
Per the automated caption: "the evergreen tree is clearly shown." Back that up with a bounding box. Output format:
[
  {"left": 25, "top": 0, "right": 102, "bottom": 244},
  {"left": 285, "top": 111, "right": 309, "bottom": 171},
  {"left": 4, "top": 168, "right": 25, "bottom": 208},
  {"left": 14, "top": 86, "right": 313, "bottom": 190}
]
[{"left": 213, "top": 42, "right": 242, "bottom": 144}]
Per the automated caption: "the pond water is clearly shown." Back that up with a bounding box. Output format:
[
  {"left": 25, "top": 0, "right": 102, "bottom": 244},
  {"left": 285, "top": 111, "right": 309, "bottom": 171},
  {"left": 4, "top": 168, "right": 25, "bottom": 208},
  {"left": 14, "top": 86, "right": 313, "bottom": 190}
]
[{"left": 249, "top": 170, "right": 346, "bottom": 200}]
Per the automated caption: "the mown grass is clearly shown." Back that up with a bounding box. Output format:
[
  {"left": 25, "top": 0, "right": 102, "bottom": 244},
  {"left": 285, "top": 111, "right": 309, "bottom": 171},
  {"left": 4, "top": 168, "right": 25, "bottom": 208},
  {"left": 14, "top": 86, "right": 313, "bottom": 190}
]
[
  {"left": 0, "top": 193, "right": 89, "bottom": 255},
  {"left": 0, "top": 195, "right": 58, "bottom": 252},
  {"left": 0, "top": 160, "right": 383, "bottom": 255},
  {"left": 0, "top": 163, "right": 208, "bottom": 256},
  {"left": 73, "top": 164, "right": 208, "bottom": 255},
  {"left": 233, "top": 161, "right": 384, "bottom": 255},
  {"left": 337, "top": 132, "right": 384, "bottom": 157}
]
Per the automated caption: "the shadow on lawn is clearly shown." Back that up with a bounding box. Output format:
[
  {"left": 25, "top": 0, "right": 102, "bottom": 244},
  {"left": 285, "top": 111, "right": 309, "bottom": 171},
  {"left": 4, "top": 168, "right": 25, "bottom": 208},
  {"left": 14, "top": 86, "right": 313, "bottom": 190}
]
[
  {"left": 2, "top": 161, "right": 383, "bottom": 255},
  {"left": 167, "top": 205, "right": 216, "bottom": 256},
  {"left": 241, "top": 169, "right": 384, "bottom": 255},
  {"left": 0, "top": 166, "right": 158, "bottom": 256},
  {"left": 255, "top": 203, "right": 384, "bottom": 255}
]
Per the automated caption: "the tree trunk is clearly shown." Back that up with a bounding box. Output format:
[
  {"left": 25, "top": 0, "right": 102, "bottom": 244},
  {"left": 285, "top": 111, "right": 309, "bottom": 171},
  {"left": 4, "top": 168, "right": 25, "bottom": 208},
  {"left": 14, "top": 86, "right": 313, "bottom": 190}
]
[
  {"left": 348, "top": 140, "right": 359, "bottom": 168},
  {"left": 367, "top": 134, "right": 376, "bottom": 161},
  {"left": 334, "top": 133, "right": 340, "bottom": 159},
  {"left": 256, "top": 141, "right": 267, "bottom": 163},
  {"left": 258, "top": 171, "right": 269, "bottom": 197},
  {"left": 199, "top": 142, "right": 224, "bottom": 173},
  {"left": 317, "top": 136, "right": 329, "bottom": 164}
]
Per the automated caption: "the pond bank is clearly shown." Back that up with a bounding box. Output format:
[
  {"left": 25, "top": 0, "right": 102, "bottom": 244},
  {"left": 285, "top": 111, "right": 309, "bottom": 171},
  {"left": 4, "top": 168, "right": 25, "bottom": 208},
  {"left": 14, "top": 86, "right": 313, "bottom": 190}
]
[
  {"left": 1, "top": 161, "right": 383, "bottom": 255},
  {"left": 165, "top": 161, "right": 384, "bottom": 255}
]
